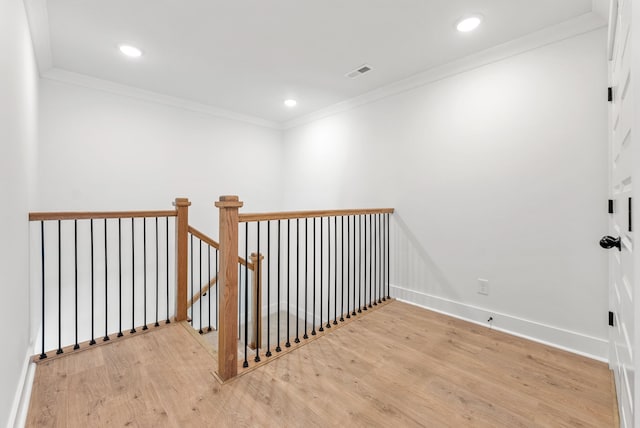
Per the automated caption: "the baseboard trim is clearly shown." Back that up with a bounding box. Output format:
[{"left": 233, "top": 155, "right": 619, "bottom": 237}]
[
  {"left": 7, "top": 348, "right": 36, "bottom": 428},
  {"left": 391, "top": 285, "right": 609, "bottom": 363}
]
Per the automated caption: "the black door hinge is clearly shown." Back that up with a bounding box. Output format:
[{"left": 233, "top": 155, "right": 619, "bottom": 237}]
[
  {"left": 608, "top": 87, "right": 613, "bottom": 102},
  {"left": 609, "top": 311, "right": 615, "bottom": 327},
  {"left": 609, "top": 199, "right": 614, "bottom": 214},
  {"left": 629, "top": 197, "right": 633, "bottom": 231}
]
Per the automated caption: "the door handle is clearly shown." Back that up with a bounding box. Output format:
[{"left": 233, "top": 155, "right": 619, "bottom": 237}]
[{"left": 599, "top": 236, "right": 621, "bottom": 251}]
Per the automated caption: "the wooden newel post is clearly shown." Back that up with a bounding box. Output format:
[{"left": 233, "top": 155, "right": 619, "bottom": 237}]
[
  {"left": 215, "top": 195, "right": 243, "bottom": 380},
  {"left": 249, "top": 252, "right": 264, "bottom": 350},
  {"left": 174, "top": 197, "right": 191, "bottom": 322}
]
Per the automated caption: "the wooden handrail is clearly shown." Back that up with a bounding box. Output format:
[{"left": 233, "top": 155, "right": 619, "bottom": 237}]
[
  {"left": 187, "top": 225, "right": 253, "bottom": 270},
  {"left": 188, "top": 225, "right": 220, "bottom": 249},
  {"left": 188, "top": 275, "right": 218, "bottom": 309},
  {"left": 238, "top": 208, "right": 395, "bottom": 222},
  {"left": 29, "top": 210, "right": 177, "bottom": 221}
]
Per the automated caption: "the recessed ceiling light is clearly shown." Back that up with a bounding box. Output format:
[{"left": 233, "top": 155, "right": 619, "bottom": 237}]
[
  {"left": 284, "top": 99, "right": 297, "bottom": 107},
  {"left": 456, "top": 16, "right": 482, "bottom": 33},
  {"left": 119, "top": 44, "right": 143, "bottom": 58}
]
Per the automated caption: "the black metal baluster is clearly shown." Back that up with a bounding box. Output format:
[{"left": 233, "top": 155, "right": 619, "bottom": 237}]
[
  {"left": 74, "top": 220, "right": 79, "bottom": 350},
  {"left": 340, "top": 216, "right": 345, "bottom": 322},
  {"left": 378, "top": 214, "right": 382, "bottom": 304},
  {"left": 373, "top": 214, "right": 377, "bottom": 307},
  {"left": 244, "top": 223, "right": 249, "bottom": 367},
  {"left": 333, "top": 216, "right": 338, "bottom": 325},
  {"left": 286, "top": 219, "right": 291, "bottom": 347},
  {"left": 312, "top": 218, "right": 317, "bottom": 336},
  {"left": 104, "top": 219, "right": 110, "bottom": 341},
  {"left": 143, "top": 219, "right": 148, "bottom": 330},
  {"left": 374, "top": 214, "right": 379, "bottom": 304},
  {"left": 363, "top": 214, "right": 367, "bottom": 310},
  {"left": 57, "top": 220, "right": 63, "bottom": 355},
  {"left": 387, "top": 213, "right": 390, "bottom": 299},
  {"left": 155, "top": 218, "right": 159, "bottom": 327},
  {"left": 358, "top": 215, "right": 363, "bottom": 313},
  {"left": 362, "top": 215, "right": 368, "bottom": 311},
  {"left": 215, "top": 248, "right": 219, "bottom": 331},
  {"left": 372, "top": 214, "right": 376, "bottom": 306},
  {"left": 352, "top": 216, "right": 356, "bottom": 317},
  {"left": 166, "top": 217, "right": 170, "bottom": 324},
  {"left": 379, "top": 214, "right": 383, "bottom": 303},
  {"left": 369, "top": 214, "right": 373, "bottom": 308},
  {"left": 208, "top": 244, "right": 212, "bottom": 332},
  {"left": 266, "top": 221, "right": 272, "bottom": 357},
  {"left": 295, "top": 219, "right": 300, "bottom": 343},
  {"left": 367, "top": 214, "right": 372, "bottom": 308},
  {"left": 378, "top": 214, "right": 382, "bottom": 303},
  {"left": 304, "top": 218, "right": 309, "bottom": 339},
  {"left": 326, "top": 217, "right": 332, "bottom": 329},
  {"left": 347, "top": 216, "right": 351, "bottom": 319},
  {"left": 375, "top": 214, "right": 378, "bottom": 304},
  {"left": 40, "top": 221, "right": 47, "bottom": 360},
  {"left": 131, "top": 218, "right": 136, "bottom": 334},
  {"left": 118, "top": 218, "right": 123, "bottom": 337},
  {"left": 90, "top": 220, "right": 96, "bottom": 345},
  {"left": 365, "top": 214, "right": 369, "bottom": 309},
  {"left": 190, "top": 234, "right": 193, "bottom": 326},
  {"left": 276, "top": 220, "right": 281, "bottom": 351},
  {"left": 255, "top": 222, "right": 261, "bottom": 362},
  {"left": 199, "top": 239, "right": 203, "bottom": 334},
  {"left": 238, "top": 263, "right": 241, "bottom": 338},
  {"left": 380, "top": 214, "right": 387, "bottom": 302},
  {"left": 319, "top": 217, "right": 324, "bottom": 332}
]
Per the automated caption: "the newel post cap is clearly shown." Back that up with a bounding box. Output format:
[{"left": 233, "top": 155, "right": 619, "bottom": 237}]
[
  {"left": 215, "top": 195, "right": 243, "bottom": 208},
  {"left": 173, "top": 197, "right": 191, "bottom": 207}
]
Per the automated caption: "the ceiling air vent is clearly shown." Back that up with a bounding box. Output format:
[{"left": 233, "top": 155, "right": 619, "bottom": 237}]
[{"left": 345, "top": 64, "right": 372, "bottom": 79}]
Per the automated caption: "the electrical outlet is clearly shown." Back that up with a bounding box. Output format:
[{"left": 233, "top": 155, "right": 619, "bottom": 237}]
[{"left": 478, "top": 278, "right": 489, "bottom": 295}]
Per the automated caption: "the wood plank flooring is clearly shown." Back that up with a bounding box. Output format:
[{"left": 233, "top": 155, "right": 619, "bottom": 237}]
[{"left": 26, "top": 301, "right": 616, "bottom": 427}]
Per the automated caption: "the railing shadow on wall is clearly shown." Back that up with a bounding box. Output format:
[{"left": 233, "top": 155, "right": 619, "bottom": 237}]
[{"left": 391, "top": 213, "right": 469, "bottom": 316}]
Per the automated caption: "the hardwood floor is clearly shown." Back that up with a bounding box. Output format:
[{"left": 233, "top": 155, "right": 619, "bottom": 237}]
[{"left": 26, "top": 301, "right": 616, "bottom": 427}]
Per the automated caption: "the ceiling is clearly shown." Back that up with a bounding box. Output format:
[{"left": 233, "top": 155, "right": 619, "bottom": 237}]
[{"left": 33, "top": 0, "right": 606, "bottom": 126}]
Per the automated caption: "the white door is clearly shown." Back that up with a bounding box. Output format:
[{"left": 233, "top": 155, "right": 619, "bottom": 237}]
[{"left": 606, "top": 0, "right": 635, "bottom": 426}]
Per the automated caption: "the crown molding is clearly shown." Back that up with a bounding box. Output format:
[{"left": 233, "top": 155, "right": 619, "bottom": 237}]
[
  {"left": 283, "top": 12, "right": 606, "bottom": 130},
  {"left": 42, "top": 68, "right": 282, "bottom": 130},
  {"left": 29, "top": 6, "right": 606, "bottom": 132},
  {"left": 24, "top": 0, "right": 280, "bottom": 129}
]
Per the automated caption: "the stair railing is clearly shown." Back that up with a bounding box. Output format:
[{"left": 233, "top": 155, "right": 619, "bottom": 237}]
[
  {"left": 185, "top": 225, "right": 254, "bottom": 336},
  {"left": 215, "top": 195, "right": 394, "bottom": 381},
  {"left": 29, "top": 195, "right": 394, "bottom": 384},
  {"left": 29, "top": 198, "right": 191, "bottom": 360}
]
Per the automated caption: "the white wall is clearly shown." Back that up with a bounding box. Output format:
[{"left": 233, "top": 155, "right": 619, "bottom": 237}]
[
  {"left": 35, "top": 79, "right": 285, "bottom": 352},
  {"left": 38, "top": 79, "right": 285, "bottom": 234},
  {"left": 0, "top": 0, "right": 39, "bottom": 425},
  {"left": 631, "top": 0, "right": 640, "bottom": 424},
  {"left": 282, "top": 29, "right": 610, "bottom": 359},
  {"left": 3, "top": 7, "right": 611, "bottom": 424}
]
